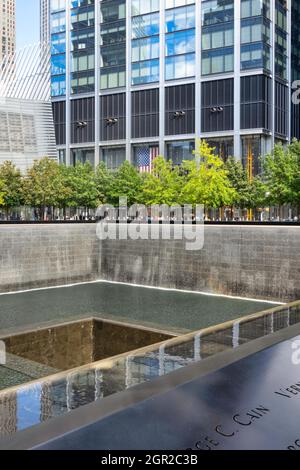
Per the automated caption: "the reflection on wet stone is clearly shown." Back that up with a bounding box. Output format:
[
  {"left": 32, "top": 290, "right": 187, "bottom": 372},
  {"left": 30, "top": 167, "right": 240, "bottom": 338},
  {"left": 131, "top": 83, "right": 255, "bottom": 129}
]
[
  {"left": 0, "top": 303, "right": 299, "bottom": 437},
  {"left": 0, "top": 318, "right": 172, "bottom": 390}
]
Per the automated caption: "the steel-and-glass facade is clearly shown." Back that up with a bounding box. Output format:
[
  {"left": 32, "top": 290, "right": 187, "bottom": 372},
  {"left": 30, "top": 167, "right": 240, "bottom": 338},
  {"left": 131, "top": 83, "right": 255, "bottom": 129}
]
[
  {"left": 0, "top": 0, "right": 15, "bottom": 63},
  {"left": 50, "top": 0, "right": 299, "bottom": 172},
  {"left": 40, "top": 0, "right": 51, "bottom": 43}
]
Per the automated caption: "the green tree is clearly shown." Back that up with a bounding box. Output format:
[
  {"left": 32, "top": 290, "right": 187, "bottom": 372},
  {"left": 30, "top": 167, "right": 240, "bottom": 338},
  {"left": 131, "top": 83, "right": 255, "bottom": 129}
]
[
  {"left": 54, "top": 164, "right": 75, "bottom": 218},
  {"left": 180, "top": 140, "right": 236, "bottom": 208},
  {"left": 106, "top": 161, "right": 143, "bottom": 206},
  {"left": 247, "top": 176, "right": 267, "bottom": 210},
  {"left": 287, "top": 139, "right": 300, "bottom": 215},
  {"left": 67, "top": 162, "right": 98, "bottom": 211},
  {"left": 22, "top": 157, "right": 60, "bottom": 220},
  {"left": 141, "top": 156, "right": 182, "bottom": 206},
  {"left": 95, "top": 162, "right": 112, "bottom": 204},
  {"left": 0, "top": 180, "right": 5, "bottom": 207},
  {"left": 225, "top": 157, "right": 267, "bottom": 211},
  {"left": 225, "top": 157, "right": 251, "bottom": 209},
  {"left": 263, "top": 143, "right": 299, "bottom": 212},
  {"left": 0, "top": 161, "right": 23, "bottom": 219}
]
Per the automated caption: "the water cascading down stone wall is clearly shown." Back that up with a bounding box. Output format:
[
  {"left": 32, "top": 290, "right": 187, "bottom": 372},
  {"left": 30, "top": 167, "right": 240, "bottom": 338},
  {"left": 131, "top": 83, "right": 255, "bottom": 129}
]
[{"left": 0, "top": 224, "right": 299, "bottom": 302}]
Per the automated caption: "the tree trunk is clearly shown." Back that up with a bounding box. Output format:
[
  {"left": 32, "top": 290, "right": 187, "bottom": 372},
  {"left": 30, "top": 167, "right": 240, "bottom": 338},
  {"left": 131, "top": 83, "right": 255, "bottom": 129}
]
[{"left": 40, "top": 206, "right": 45, "bottom": 221}]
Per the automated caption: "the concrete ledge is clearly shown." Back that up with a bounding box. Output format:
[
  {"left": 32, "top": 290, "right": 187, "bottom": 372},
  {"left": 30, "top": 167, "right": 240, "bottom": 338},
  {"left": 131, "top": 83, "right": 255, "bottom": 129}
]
[{"left": 1, "top": 322, "right": 300, "bottom": 450}]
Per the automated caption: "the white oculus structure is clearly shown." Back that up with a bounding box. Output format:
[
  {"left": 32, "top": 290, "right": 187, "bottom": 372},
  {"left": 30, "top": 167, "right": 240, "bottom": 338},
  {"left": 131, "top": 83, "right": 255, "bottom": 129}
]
[{"left": 0, "top": 42, "right": 57, "bottom": 173}]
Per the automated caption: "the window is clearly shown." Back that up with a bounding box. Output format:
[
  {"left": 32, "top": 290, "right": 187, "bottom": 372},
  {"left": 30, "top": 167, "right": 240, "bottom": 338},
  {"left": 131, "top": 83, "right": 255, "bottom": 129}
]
[
  {"left": 132, "top": 59, "right": 159, "bottom": 85},
  {"left": 102, "top": 147, "right": 126, "bottom": 170},
  {"left": 241, "top": 17, "right": 270, "bottom": 44},
  {"left": 71, "top": 1, "right": 95, "bottom": 94},
  {"left": 275, "top": 1, "right": 287, "bottom": 80},
  {"left": 201, "top": 1, "right": 234, "bottom": 76},
  {"left": 202, "top": 23, "right": 234, "bottom": 50},
  {"left": 132, "top": 2, "right": 160, "bottom": 84},
  {"left": 240, "top": 0, "right": 271, "bottom": 72},
  {"left": 51, "top": 0, "right": 66, "bottom": 12},
  {"left": 132, "top": 0, "right": 159, "bottom": 16},
  {"left": 71, "top": 148, "right": 95, "bottom": 166},
  {"left": 166, "top": 53, "right": 195, "bottom": 80},
  {"left": 51, "top": 75, "right": 66, "bottom": 96},
  {"left": 205, "top": 138, "right": 234, "bottom": 161},
  {"left": 202, "top": 0, "right": 234, "bottom": 26},
  {"left": 50, "top": 4, "right": 66, "bottom": 96},
  {"left": 51, "top": 32, "right": 66, "bottom": 54},
  {"left": 166, "top": 140, "right": 195, "bottom": 165},
  {"left": 202, "top": 47, "right": 234, "bottom": 75},
  {"left": 51, "top": 54, "right": 66, "bottom": 75},
  {"left": 241, "top": 43, "right": 270, "bottom": 70},
  {"left": 165, "top": 0, "right": 194, "bottom": 9},
  {"left": 101, "top": 66, "right": 126, "bottom": 89},
  {"left": 132, "top": 36, "right": 160, "bottom": 62},
  {"left": 166, "top": 29, "right": 195, "bottom": 56},
  {"left": 241, "top": 0, "right": 270, "bottom": 19},
  {"left": 165, "top": 5, "right": 195, "bottom": 33},
  {"left": 132, "top": 12, "right": 159, "bottom": 38},
  {"left": 100, "top": 0, "right": 126, "bottom": 90},
  {"left": 51, "top": 11, "right": 66, "bottom": 33},
  {"left": 165, "top": 5, "right": 195, "bottom": 80}
]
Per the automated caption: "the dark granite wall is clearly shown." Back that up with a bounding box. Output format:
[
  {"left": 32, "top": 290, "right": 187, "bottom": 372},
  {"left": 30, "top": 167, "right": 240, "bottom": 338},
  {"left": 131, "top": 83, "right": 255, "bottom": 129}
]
[
  {"left": 0, "top": 224, "right": 299, "bottom": 302},
  {"left": 0, "top": 224, "right": 99, "bottom": 292},
  {"left": 99, "top": 225, "right": 300, "bottom": 303},
  {"left": 1, "top": 319, "right": 172, "bottom": 371}
]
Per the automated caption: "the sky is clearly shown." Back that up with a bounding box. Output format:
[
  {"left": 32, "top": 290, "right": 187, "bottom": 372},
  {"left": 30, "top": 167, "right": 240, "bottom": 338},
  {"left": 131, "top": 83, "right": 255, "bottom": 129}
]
[{"left": 16, "top": 0, "right": 40, "bottom": 49}]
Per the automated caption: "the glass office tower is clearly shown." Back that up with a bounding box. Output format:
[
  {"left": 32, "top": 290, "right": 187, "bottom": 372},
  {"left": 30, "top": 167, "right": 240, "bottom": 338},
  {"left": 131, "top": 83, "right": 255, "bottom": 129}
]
[
  {"left": 0, "top": 0, "right": 15, "bottom": 63},
  {"left": 50, "top": 0, "right": 298, "bottom": 173},
  {"left": 40, "top": 0, "right": 51, "bottom": 43}
]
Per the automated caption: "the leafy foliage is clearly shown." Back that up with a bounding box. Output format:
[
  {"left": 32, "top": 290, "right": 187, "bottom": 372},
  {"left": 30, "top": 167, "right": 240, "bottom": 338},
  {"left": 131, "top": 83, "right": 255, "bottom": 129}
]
[
  {"left": 225, "top": 157, "right": 266, "bottom": 209},
  {"left": 22, "top": 158, "right": 60, "bottom": 219},
  {"left": 67, "top": 162, "right": 98, "bottom": 209},
  {"left": 106, "top": 161, "right": 143, "bottom": 206},
  {"left": 95, "top": 162, "right": 111, "bottom": 204},
  {"left": 263, "top": 142, "right": 300, "bottom": 211},
  {"left": 0, "top": 161, "right": 23, "bottom": 214},
  {"left": 0, "top": 180, "right": 5, "bottom": 207},
  {"left": 180, "top": 140, "right": 236, "bottom": 208},
  {"left": 1, "top": 139, "right": 300, "bottom": 220},
  {"left": 141, "top": 157, "right": 182, "bottom": 206}
]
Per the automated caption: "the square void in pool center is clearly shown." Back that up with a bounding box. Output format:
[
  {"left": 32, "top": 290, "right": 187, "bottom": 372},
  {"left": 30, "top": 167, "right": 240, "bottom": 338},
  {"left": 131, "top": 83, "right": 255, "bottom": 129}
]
[{"left": 0, "top": 319, "right": 173, "bottom": 389}]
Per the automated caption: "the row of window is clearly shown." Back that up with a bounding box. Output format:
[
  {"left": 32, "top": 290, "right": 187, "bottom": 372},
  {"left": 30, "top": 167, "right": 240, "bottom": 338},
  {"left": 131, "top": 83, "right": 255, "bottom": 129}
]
[
  {"left": 50, "top": 0, "right": 288, "bottom": 96},
  {"left": 57, "top": 136, "right": 262, "bottom": 173},
  {"left": 51, "top": 2, "right": 67, "bottom": 97}
]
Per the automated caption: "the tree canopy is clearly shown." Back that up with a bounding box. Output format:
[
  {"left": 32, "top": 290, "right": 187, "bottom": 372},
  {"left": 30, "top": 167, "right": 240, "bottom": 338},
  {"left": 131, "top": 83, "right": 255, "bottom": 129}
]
[
  {"left": 106, "top": 161, "right": 142, "bottom": 206},
  {"left": 141, "top": 157, "right": 182, "bottom": 206},
  {"left": 0, "top": 161, "right": 23, "bottom": 214},
  {"left": 22, "top": 158, "right": 60, "bottom": 218},
  {"left": 67, "top": 162, "right": 99, "bottom": 209},
  {"left": 260, "top": 142, "right": 300, "bottom": 217},
  {"left": 0, "top": 138, "right": 299, "bottom": 220},
  {"left": 180, "top": 140, "right": 236, "bottom": 208}
]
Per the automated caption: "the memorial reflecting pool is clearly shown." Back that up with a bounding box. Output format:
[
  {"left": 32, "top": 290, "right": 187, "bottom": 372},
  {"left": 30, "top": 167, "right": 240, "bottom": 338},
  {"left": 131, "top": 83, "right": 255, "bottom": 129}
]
[
  {"left": 0, "top": 281, "right": 278, "bottom": 334},
  {"left": 0, "top": 281, "right": 291, "bottom": 438},
  {"left": 0, "top": 318, "right": 173, "bottom": 390}
]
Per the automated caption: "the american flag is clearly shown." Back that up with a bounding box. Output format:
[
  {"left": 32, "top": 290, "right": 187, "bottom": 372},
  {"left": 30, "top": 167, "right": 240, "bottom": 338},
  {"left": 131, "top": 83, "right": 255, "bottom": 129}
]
[{"left": 136, "top": 146, "right": 159, "bottom": 173}]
